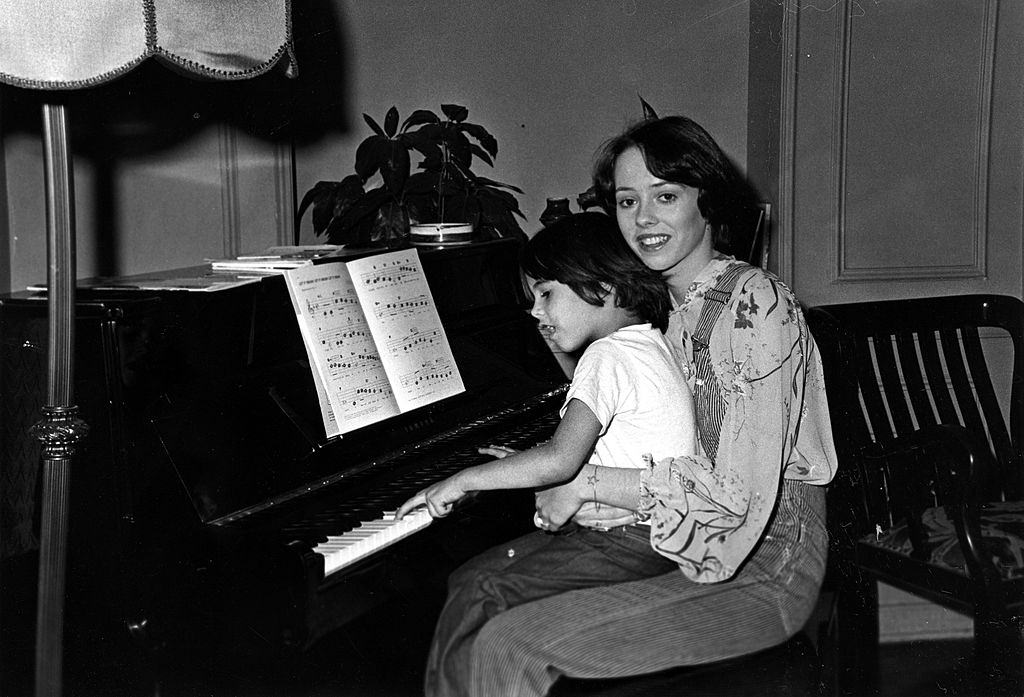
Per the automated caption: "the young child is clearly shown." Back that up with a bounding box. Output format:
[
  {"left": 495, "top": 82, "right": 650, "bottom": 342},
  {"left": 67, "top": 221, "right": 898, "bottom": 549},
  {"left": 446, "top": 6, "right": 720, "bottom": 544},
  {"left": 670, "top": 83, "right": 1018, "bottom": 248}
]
[{"left": 396, "top": 211, "right": 696, "bottom": 528}]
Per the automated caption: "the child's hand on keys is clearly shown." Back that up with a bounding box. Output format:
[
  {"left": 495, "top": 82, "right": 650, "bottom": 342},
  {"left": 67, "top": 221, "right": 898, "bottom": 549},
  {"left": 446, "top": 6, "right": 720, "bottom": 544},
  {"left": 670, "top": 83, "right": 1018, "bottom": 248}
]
[{"left": 395, "top": 474, "right": 468, "bottom": 520}]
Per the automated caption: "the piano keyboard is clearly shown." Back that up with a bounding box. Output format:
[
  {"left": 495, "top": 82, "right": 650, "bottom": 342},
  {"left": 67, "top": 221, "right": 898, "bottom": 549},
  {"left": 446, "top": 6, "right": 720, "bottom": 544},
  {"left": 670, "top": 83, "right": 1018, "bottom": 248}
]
[
  {"left": 313, "top": 509, "right": 433, "bottom": 577},
  {"left": 275, "top": 406, "right": 563, "bottom": 580}
]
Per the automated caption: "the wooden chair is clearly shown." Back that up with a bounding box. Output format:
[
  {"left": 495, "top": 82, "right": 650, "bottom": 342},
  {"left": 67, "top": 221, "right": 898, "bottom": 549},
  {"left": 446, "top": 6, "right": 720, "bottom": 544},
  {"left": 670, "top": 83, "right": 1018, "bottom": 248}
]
[{"left": 807, "top": 294, "right": 1024, "bottom": 695}]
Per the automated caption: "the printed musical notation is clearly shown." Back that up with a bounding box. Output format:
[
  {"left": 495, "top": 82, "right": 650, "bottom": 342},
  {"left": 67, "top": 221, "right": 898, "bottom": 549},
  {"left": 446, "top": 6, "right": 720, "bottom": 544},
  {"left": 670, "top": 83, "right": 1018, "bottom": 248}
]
[
  {"left": 319, "top": 326, "right": 371, "bottom": 349},
  {"left": 282, "top": 249, "right": 464, "bottom": 437},
  {"left": 284, "top": 263, "right": 397, "bottom": 436},
  {"left": 305, "top": 291, "right": 360, "bottom": 319},
  {"left": 354, "top": 260, "right": 421, "bottom": 290},
  {"left": 398, "top": 357, "right": 458, "bottom": 392},
  {"left": 372, "top": 294, "right": 431, "bottom": 321},
  {"left": 384, "top": 328, "right": 441, "bottom": 354},
  {"left": 347, "top": 251, "right": 464, "bottom": 412}
]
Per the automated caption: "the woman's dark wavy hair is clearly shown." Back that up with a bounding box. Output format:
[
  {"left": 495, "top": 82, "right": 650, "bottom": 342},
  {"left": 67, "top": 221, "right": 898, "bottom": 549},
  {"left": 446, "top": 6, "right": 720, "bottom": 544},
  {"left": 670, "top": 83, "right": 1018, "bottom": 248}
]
[
  {"left": 592, "top": 115, "right": 760, "bottom": 257},
  {"left": 520, "top": 211, "right": 672, "bottom": 331}
]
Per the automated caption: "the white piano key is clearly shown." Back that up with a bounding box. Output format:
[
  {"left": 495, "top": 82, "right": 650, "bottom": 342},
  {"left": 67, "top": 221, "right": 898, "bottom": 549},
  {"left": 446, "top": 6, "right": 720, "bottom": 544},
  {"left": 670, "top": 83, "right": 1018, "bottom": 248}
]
[{"left": 313, "top": 508, "right": 433, "bottom": 576}]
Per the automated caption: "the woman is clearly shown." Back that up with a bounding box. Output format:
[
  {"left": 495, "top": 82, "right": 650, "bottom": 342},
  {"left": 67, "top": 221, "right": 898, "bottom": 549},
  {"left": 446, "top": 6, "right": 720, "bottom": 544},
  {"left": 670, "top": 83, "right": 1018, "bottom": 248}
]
[{"left": 423, "top": 115, "right": 838, "bottom": 697}]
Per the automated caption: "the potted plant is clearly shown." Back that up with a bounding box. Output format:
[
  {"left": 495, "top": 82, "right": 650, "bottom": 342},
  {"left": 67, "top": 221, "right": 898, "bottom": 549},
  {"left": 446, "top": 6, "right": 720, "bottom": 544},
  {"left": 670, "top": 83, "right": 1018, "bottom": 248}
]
[{"left": 297, "top": 104, "right": 526, "bottom": 247}]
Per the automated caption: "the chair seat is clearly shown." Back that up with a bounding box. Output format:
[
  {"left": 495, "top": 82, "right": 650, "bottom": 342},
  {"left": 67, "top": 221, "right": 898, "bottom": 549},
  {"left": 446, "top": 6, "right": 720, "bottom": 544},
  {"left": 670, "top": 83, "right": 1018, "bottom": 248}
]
[{"left": 857, "top": 500, "right": 1024, "bottom": 607}]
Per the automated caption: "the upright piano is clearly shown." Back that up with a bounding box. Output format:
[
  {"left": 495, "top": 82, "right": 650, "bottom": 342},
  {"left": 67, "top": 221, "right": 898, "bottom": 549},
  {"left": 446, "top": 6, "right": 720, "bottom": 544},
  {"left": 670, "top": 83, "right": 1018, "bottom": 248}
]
[{"left": 0, "top": 238, "right": 569, "bottom": 687}]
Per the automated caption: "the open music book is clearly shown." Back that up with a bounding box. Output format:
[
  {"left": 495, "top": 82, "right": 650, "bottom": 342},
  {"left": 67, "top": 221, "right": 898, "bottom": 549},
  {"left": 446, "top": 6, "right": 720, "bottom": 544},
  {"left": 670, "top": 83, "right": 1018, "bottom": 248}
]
[{"left": 284, "top": 249, "right": 465, "bottom": 438}]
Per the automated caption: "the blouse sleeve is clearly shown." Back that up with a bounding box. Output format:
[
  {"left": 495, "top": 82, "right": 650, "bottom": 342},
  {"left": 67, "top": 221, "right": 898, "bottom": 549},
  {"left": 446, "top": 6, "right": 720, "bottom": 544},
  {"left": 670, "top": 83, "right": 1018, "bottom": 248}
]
[{"left": 639, "top": 269, "right": 812, "bottom": 583}]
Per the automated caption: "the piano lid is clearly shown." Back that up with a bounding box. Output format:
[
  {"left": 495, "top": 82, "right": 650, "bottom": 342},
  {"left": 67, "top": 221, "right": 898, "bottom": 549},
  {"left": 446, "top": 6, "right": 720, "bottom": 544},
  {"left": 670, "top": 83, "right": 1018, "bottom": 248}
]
[{"left": 140, "top": 239, "right": 569, "bottom": 525}]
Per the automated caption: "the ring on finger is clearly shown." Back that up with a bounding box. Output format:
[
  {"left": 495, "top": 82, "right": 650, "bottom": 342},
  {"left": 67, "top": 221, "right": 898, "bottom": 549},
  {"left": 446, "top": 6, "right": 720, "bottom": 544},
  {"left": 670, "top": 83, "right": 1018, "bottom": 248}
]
[{"left": 533, "top": 511, "right": 547, "bottom": 529}]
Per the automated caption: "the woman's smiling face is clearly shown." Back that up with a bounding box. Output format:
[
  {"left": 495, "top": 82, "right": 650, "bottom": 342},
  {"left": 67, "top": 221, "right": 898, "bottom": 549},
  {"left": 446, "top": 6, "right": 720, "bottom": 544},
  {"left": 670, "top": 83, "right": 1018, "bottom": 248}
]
[{"left": 613, "top": 146, "right": 713, "bottom": 293}]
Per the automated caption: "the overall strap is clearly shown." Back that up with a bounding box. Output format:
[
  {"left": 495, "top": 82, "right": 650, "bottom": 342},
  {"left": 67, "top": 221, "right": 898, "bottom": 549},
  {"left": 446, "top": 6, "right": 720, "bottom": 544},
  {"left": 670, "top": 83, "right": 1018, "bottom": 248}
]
[{"left": 691, "top": 262, "right": 747, "bottom": 462}]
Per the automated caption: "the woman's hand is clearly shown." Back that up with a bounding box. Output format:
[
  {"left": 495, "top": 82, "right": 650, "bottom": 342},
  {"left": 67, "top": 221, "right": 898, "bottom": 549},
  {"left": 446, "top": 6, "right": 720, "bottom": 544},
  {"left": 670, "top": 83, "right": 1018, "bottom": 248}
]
[
  {"left": 572, "top": 502, "right": 637, "bottom": 530},
  {"left": 535, "top": 464, "right": 640, "bottom": 531},
  {"left": 533, "top": 480, "right": 584, "bottom": 531},
  {"left": 396, "top": 474, "right": 468, "bottom": 520}
]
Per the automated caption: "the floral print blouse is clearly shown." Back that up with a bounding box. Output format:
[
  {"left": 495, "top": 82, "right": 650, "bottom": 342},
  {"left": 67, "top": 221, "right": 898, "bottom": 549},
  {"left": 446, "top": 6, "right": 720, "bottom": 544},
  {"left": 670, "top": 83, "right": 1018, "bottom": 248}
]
[{"left": 638, "top": 257, "right": 837, "bottom": 583}]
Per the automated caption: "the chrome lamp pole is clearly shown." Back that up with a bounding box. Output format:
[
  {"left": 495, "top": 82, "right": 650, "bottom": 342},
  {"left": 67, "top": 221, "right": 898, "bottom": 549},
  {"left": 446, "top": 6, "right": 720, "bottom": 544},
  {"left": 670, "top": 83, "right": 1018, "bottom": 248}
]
[{"left": 28, "top": 102, "right": 89, "bottom": 697}]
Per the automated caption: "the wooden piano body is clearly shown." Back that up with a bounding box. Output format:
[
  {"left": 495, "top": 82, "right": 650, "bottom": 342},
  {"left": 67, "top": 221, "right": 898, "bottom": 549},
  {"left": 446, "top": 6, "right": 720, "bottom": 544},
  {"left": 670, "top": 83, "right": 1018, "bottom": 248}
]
[{"left": 0, "top": 238, "right": 568, "bottom": 692}]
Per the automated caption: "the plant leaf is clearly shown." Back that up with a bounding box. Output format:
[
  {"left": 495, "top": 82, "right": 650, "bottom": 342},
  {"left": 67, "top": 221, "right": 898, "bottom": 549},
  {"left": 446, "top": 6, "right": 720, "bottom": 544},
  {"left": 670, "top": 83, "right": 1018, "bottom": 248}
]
[
  {"left": 468, "top": 144, "right": 493, "bottom": 167},
  {"left": 639, "top": 95, "right": 659, "bottom": 120},
  {"left": 417, "top": 151, "right": 444, "bottom": 172},
  {"left": 441, "top": 104, "right": 469, "bottom": 122},
  {"left": 448, "top": 131, "right": 473, "bottom": 170},
  {"left": 333, "top": 186, "right": 391, "bottom": 231},
  {"left": 437, "top": 172, "right": 469, "bottom": 196},
  {"left": 404, "top": 171, "right": 438, "bottom": 195},
  {"left": 380, "top": 140, "right": 411, "bottom": 197},
  {"left": 372, "top": 199, "right": 410, "bottom": 247},
  {"left": 383, "top": 106, "right": 400, "bottom": 138},
  {"left": 477, "top": 189, "right": 526, "bottom": 238},
  {"left": 355, "top": 134, "right": 391, "bottom": 181},
  {"left": 401, "top": 130, "right": 442, "bottom": 162},
  {"left": 323, "top": 183, "right": 387, "bottom": 245},
  {"left": 460, "top": 123, "right": 498, "bottom": 159},
  {"left": 474, "top": 176, "right": 524, "bottom": 194},
  {"left": 363, "top": 112, "right": 387, "bottom": 137},
  {"left": 414, "top": 121, "right": 444, "bottom": 141},
  {"left": 401, "top": 109, "right": 440, "bottom": 131},
  {"left": 331, "top": 174, "right": 367, "bottom": 216},
  {"left": 296, "top": 180, "right": 339, "bottom": 234},
  {"left": 404, "top": 188, "right": 435, "bottom": 223},
  {"left": 477, "top": 186, "right": 525, "bottom": 219}
]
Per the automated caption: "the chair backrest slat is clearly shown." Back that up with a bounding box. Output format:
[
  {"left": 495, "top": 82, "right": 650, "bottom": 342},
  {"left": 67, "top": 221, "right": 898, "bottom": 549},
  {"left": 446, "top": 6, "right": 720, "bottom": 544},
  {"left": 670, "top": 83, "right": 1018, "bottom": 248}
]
[
  {"left": 918, "top": 330, "right": 959, "bottom": 425},
  {"left": 896, "top": 331, "right": 936, "bottom": 430},
  {"left": 873, "top": 333, "right": 915, "bottom": 437},
  {"left": 808, "top": 294, "right": 1024, "bottom": 517},
  {"left": 855, "top": 335, "right": 891, "bottom": 443},
  {"left": 940, "top": 328, "right": 987, "bottom": 439}
]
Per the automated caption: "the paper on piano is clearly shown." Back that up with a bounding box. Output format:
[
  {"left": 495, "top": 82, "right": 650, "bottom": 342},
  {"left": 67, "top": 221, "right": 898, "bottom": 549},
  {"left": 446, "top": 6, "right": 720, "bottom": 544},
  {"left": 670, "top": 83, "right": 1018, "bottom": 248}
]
[
  {"left": 208, "top": 245, "right": 347, "bottom": 273},
  {"left": 284, "top": 248, "right": 465, "bottom": 438},
  {"left": 27, "top": 269, "right": 266, "bottom": 293}
]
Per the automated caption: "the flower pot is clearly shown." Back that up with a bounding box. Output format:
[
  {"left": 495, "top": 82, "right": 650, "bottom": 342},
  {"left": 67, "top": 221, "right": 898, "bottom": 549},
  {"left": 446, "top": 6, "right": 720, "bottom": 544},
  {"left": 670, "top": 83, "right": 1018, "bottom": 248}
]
[{"left": 409, "top": 223, "right": 474, "bottom": 246}]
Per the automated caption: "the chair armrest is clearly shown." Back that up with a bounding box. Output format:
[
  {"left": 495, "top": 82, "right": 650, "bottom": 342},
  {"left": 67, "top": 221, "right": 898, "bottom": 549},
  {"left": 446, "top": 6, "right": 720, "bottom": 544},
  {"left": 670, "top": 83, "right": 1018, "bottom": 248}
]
[{"left": 859, "top": 424, "right": 1001, "bottom": 582}]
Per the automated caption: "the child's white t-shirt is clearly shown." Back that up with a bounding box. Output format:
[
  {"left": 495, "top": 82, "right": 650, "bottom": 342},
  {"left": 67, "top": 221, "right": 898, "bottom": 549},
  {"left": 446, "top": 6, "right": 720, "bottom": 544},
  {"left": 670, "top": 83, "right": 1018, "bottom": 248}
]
[{"left": 559, "top": 323, "right": 696, "bottom": 471}]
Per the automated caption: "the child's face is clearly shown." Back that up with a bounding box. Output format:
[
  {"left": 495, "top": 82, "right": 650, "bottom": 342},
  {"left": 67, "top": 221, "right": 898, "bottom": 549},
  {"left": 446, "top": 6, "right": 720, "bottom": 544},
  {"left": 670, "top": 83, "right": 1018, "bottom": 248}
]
[{"left": 527, "top": 277, "right": 623, "bottom": 353}]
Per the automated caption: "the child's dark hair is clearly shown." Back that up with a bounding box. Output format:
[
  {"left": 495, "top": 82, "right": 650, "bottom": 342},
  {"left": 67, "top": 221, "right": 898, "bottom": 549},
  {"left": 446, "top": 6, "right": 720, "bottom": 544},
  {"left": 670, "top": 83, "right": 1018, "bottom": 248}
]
[{"left": 520, "top": 211, "right": 673, "bottom": 331}]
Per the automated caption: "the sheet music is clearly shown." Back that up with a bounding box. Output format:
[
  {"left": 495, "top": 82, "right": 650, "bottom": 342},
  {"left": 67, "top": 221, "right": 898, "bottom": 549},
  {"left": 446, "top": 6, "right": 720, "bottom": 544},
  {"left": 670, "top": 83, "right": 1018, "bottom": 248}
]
[
  {"left": 346, "top": 250, "right": 465, "bottom": 412},
  {"left": 284, "top": 263, "right": 400, "bottom": 436}
]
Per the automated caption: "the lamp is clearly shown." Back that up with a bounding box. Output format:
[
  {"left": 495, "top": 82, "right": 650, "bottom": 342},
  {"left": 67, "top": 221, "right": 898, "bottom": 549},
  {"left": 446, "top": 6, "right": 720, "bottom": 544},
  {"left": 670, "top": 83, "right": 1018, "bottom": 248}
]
[{"left": 0, "top": 3, "right": 295, "bottom": 696}]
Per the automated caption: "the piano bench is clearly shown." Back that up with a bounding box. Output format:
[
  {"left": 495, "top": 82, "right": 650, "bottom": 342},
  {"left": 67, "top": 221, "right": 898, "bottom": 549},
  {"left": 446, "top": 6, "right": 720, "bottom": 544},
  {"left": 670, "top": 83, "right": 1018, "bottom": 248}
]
[{"left": 548, "top": 631, "right": 821, "bottom": 697}]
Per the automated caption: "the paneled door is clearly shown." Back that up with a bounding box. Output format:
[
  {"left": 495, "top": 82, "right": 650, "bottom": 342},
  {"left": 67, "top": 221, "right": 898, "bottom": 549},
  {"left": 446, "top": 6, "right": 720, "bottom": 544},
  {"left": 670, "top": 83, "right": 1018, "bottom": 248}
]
[{"left": 777, "top": 0, "right": 1022, "bottom": 308}]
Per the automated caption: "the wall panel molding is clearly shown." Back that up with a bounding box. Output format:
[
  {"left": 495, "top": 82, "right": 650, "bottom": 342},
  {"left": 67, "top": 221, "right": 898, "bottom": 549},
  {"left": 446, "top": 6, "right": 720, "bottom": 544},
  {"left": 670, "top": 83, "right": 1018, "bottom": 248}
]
[
  {"left": 274, "top": 140, "right": 294, "bottom": 246},
  {"left": 776, "top": 1, "right": 800, "bottom": 285},
  {"left": 828, "top": 0, "right": 849, "bottom": 283},
  {"left": 218, "top": 124, "right": 241, "bottom": 258},
  {"left": 833, "top": 0, "right": 997, "bottom": 284}
]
